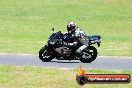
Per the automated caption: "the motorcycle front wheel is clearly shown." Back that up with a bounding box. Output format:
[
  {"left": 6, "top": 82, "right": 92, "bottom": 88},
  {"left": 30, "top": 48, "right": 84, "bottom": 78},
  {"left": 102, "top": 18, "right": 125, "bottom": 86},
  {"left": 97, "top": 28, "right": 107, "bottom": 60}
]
[
  {"left": 39, "top": 46, "right": 54, "bottom": 62},
  {"left": 80, "top": 46, "right": 97, "bottom": 63}
]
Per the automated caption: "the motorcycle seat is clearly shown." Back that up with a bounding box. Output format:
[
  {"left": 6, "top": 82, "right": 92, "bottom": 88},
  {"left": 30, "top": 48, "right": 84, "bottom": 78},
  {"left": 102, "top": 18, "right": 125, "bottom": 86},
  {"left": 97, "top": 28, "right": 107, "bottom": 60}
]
[{"left": 88, "top": 35, "right": 101, "bottom": 41}]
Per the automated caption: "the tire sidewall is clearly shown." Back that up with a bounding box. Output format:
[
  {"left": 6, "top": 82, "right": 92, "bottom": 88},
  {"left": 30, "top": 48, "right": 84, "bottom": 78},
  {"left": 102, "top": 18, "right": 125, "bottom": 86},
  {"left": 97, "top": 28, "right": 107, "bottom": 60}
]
[
  {"left": 39, "top": 45, "right": 53, "bottom": 62},
  {"left": 80, "top": 46, "right": 97, "bottom": 63}
]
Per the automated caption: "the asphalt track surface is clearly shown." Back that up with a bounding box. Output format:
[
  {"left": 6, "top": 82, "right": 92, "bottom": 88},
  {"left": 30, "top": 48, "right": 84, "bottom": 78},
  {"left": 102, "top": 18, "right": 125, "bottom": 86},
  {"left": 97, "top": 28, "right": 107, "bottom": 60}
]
[{"left": 0, "top": 54, "right": 132, "bottom": 70}]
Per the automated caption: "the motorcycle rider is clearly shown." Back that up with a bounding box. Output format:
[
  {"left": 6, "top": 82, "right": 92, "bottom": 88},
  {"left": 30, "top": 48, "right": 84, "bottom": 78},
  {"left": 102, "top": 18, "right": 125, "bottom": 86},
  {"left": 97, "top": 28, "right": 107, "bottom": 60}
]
[{"left": 64, "top": 21, "right": 90, "bottom": 55}]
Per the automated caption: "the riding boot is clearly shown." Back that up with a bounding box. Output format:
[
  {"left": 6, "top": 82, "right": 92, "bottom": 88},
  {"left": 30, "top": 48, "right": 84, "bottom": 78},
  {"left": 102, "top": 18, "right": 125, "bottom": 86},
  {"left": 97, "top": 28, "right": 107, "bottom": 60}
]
[{"left": 76, "top": 45, "right": 88, "bottom": 57}]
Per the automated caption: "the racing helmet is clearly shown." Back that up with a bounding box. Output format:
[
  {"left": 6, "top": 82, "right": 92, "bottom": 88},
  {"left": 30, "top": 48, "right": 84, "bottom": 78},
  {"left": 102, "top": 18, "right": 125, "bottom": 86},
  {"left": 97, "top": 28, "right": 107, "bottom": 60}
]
[{"left": 67, "top": 21, "right": 76, "bottom": 34}]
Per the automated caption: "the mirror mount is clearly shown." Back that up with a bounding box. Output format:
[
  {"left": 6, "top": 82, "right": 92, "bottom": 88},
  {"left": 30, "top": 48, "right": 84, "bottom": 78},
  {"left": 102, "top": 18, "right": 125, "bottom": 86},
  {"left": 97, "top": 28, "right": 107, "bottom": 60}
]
[{"left": 52, "top": 27, "right": 55, "bottom": 33}]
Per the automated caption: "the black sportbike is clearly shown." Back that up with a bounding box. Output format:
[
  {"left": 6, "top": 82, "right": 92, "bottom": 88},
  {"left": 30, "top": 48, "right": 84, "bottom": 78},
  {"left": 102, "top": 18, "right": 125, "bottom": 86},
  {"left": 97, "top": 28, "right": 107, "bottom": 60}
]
[{"left": 39, "top": 27, "right": 101, "bottom": 63}]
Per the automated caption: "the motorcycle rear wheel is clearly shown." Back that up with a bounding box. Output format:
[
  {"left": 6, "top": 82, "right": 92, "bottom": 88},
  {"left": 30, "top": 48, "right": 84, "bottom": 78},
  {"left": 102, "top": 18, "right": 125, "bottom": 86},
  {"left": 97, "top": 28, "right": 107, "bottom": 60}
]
[
  {"left": 39, "top": 46, "right": 54, "bottom": 62},
  {"left": 80, "top": 46, "right": 97, "bottom": 63}
]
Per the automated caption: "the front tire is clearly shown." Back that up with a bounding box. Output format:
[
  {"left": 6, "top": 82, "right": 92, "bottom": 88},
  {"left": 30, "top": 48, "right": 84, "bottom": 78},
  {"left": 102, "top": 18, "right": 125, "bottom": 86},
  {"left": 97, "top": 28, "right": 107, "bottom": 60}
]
[
  {"left": 39, "top": 46, "right": 53, "bottom": 62},
  {"left": 80, "top": 46, "right": 97, "bottom": 63}
]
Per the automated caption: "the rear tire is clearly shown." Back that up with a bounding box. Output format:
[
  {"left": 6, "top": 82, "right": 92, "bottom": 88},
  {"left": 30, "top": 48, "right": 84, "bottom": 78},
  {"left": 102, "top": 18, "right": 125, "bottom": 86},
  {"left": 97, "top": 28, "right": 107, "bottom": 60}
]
[
  {"left": 80, "top": 46, "right": 97, "bottom": 63},
  {"left": 39, "top": 46, "right": 53, "bottom": 62}
]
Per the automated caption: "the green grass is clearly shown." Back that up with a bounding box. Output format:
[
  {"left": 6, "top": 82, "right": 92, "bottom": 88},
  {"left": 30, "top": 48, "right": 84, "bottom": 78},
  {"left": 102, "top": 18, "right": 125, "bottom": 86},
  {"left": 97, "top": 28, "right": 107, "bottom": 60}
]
[
  {"left": 0, "top": 65, "right": 131, "bottom": 88},
  {"left": 0, "top": 0, "right": 132, "bottom": 56}
]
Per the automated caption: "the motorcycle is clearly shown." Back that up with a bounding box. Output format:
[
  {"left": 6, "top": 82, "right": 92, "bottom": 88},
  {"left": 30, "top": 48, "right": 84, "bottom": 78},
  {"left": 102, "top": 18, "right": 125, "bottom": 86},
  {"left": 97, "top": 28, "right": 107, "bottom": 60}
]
[{"left": 39, "top": 27, "right": 101, "bottom": 63}]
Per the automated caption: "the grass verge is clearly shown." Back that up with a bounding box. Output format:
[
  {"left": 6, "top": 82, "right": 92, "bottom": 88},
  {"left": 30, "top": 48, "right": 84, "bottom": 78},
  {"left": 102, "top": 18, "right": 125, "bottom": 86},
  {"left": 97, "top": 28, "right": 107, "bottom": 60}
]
[
  {"left": 0, "top": 0, "right": 132, "bottom": 56},
  {"left": 0, "top": 65, "right": 131, "bottom": 88}
]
